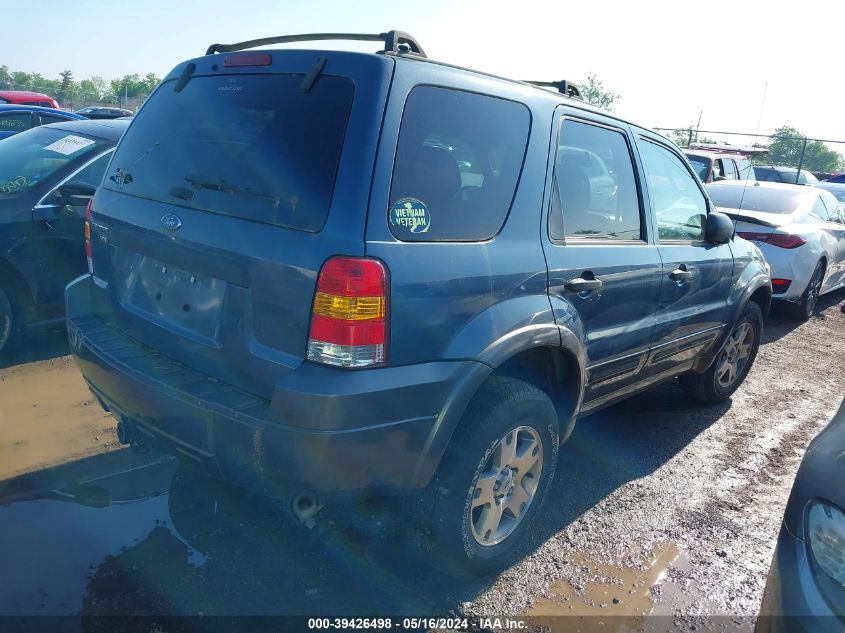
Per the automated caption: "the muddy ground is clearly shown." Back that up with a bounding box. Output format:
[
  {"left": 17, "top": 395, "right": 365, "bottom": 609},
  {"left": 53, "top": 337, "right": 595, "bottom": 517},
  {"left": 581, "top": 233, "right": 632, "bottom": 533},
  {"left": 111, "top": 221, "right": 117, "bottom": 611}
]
[{"left": 0, "top": 293, "right": 843, "bottom": 629}]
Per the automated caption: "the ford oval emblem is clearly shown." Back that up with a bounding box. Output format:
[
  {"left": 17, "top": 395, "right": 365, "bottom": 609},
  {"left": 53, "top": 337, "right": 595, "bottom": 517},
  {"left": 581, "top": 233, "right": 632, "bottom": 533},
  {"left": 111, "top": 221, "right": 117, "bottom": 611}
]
[{"left": 161, "top": 214, "right": 182, "bottom": 230}]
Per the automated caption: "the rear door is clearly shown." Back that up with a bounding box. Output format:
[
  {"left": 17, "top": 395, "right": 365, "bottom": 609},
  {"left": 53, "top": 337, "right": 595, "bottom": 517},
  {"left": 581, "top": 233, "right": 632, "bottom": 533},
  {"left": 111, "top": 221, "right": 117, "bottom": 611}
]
[
  {"left": 635, "top": 134, "right": 732, "bottom": 374},
  {"left": 544, "top": 108, "right": 662, "bottom": 405},
  {"left": 31, "top": 150, "right": 114, "bottom": 314},
  {"left": 90, "top": 52, "right": 393, "bottom": 399}
]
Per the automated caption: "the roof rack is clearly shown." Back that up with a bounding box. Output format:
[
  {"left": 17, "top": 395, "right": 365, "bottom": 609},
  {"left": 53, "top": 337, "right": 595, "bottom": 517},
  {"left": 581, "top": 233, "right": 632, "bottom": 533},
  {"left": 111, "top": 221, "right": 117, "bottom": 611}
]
[
  {"left": 522, "top": 80, "right": 583, "bottom": 100},
  {"left": 205, "top": 30, "right": 426, "bottom": 58},
  {"left": 687, "top": 142, "right": 769, "bottom": 156}
]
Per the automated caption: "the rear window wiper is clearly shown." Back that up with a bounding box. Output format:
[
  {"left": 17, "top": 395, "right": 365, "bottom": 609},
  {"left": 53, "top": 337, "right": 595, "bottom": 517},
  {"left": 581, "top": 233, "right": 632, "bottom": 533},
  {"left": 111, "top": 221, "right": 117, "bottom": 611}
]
[{"left": 183, "top": 174, "right": 281, "bottom": 207}]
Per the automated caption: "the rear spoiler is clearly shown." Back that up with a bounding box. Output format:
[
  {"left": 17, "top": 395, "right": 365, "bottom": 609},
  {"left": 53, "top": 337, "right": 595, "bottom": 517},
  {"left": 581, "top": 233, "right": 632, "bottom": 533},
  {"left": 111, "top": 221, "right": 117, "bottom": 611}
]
[{"left": 722, "top": 212, "right": 780, "bottom": 229}]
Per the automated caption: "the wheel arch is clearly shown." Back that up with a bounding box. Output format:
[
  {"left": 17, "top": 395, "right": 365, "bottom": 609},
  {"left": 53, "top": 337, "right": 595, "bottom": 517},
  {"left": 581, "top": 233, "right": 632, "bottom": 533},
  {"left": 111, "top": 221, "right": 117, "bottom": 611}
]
[
  {"left": 408, "top": 335, "right": 586, "bottom": 490},
  {"left": 0, "top": 259, "right": 35, "bottom": 323}
]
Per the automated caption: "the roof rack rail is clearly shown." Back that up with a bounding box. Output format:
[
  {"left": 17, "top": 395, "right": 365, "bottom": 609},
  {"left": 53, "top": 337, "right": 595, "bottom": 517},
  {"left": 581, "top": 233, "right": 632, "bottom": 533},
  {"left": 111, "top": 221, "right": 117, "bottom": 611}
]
[
  {"left": 205, "top": 30, "right": 426, "bottom": 58},
  {"left": 523, "top": 80, "right": 583, "bottom": 100},
  {"left": 687, "top": 142, "right": 769, "bottom": 156}
]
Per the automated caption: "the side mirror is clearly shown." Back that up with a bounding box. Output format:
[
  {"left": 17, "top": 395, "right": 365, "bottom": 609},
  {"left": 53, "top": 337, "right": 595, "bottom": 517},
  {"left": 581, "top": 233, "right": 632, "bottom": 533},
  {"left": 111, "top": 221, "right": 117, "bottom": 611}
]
[
  {"left": 56, "top": 180, "right": 96, "bottom": 205},
  {"left": 705, "top": 211, "right": 734, "bottom": 244}
]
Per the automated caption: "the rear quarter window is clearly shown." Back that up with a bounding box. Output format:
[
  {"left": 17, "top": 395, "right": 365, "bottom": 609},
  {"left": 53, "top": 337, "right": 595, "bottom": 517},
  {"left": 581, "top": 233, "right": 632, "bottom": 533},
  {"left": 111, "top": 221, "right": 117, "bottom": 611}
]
[{"left": 388, "top": 86, "right": 530, "bottom": 241}]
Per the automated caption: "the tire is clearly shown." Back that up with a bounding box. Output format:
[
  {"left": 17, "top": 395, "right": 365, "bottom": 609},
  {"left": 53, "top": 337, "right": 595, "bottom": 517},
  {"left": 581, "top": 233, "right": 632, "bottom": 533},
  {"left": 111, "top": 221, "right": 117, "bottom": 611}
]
[
  {"left": 414, "top": 376, "right": 559, "bottom": 575},
  {"left": 679, "top": 301, "right": 763, "bottom": 404},
  {"left": 787, "top": 260, "right": 824, "bottom": 322},
  {"left": 0, "top": 284, "right": 22, "bottom": 356}
]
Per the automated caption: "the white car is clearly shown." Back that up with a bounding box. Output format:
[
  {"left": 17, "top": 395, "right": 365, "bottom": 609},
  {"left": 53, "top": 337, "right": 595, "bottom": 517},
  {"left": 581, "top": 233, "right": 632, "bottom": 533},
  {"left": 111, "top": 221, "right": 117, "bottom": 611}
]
[{"left": 707, "top": 180, "right": 845, "bottom": 320}]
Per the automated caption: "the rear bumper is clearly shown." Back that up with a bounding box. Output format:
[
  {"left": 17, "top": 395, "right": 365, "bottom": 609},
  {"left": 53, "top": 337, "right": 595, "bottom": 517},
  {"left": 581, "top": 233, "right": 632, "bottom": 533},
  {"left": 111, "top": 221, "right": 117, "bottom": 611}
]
[
  {"left": 66, "top": 275, "right": 489, "bottom": 496},
  {"left": 756, "top": 243, "right": 815, "bottom": 302}
]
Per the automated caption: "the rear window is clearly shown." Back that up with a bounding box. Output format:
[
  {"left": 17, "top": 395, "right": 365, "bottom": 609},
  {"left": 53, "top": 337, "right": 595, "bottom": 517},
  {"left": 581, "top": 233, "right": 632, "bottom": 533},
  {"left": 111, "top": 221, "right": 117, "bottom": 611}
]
[
  {"left": 707, "top": 184, "right": 808, "bottom": 214},
  {"left": 104, "top": 73, "right": 354, "bottom": 232},
  {"left": 388, "top": 86, "right": 530, "bottom": 241},
  {"left": 0, "top": 126, "right": 106, "bottom": 195}
]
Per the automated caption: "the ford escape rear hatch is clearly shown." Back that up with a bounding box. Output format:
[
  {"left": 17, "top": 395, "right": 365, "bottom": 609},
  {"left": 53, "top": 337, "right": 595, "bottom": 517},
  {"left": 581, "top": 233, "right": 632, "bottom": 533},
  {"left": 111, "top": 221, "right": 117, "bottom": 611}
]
[{"left": 90, "top": 52, "right": 392, "bottom": 399}]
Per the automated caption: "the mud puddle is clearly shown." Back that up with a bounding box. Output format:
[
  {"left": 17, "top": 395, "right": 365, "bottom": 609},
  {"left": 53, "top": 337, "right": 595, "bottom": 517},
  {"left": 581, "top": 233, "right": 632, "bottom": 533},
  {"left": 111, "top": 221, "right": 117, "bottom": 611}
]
[
  {"left": 525, "top": 542, "right": 692, "bottom": 631},
  {"left": 0, "top": 356, "right": 116, "bottom": 480}
]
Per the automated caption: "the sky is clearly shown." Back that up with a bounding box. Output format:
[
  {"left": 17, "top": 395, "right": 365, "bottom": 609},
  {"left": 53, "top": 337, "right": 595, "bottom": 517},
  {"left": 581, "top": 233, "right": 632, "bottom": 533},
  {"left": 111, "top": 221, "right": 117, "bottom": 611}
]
[{"left": 4, "top": 0, "right": 845, "bottom": 146}]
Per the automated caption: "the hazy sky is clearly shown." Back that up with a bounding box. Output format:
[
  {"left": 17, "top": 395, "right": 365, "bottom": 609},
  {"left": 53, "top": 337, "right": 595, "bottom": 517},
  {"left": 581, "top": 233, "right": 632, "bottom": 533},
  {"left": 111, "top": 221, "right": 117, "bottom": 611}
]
[{"left": 4, "top": 0, "right": 845, "bottom": 145}]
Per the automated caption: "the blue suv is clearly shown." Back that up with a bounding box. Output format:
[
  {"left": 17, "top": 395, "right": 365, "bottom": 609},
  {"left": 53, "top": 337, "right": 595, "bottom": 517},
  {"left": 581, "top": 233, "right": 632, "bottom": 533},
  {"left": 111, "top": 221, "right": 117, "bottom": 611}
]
[{"left": 66, "top": 31, "right": 771, "bottom": 572}]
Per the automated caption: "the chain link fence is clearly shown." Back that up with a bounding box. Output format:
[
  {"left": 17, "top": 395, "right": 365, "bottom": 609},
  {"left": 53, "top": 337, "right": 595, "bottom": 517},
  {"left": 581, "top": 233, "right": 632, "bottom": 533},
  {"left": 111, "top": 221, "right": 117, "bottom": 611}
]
[
  {"left": 656, "top": 127, "right": 845, "bottom": 182},
  {"left": 0, "top": 80, "right": 148, "bottom": 113}
]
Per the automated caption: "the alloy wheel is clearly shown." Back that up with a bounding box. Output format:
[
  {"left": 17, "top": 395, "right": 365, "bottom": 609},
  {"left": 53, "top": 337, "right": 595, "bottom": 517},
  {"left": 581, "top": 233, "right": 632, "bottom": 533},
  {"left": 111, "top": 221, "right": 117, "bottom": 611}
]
[
  {"left": 716, "top": 321, "right": 755, "bottom": 389},
  {"left": 804, "top": 265, "right": 823, "bottom": 318},
  {"left": 469, "top": 425, "right": 543, "bottom": 547}
]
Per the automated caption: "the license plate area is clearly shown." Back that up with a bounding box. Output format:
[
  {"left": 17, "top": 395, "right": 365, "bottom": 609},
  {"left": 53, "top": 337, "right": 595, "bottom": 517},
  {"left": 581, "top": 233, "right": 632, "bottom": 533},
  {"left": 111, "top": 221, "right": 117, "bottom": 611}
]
[{"left": 116, "top": 252, "right": 226, "bottom": 344}]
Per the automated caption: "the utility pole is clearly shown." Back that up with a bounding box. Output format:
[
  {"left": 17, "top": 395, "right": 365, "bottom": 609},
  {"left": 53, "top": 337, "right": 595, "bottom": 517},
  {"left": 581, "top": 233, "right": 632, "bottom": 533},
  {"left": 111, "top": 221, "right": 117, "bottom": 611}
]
[{"left": 795, "top": 138, "right": 808, "bottom": 184}]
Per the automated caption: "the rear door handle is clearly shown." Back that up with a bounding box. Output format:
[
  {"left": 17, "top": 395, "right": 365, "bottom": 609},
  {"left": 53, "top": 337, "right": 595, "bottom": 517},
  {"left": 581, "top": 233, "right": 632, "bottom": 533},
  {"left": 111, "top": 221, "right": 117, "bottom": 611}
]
[
  {"left": 669, "top": 268, "right": 693, "bottom": 281},
  {"left": 565, "top": 277, "right": 603, "bottom": 293}
]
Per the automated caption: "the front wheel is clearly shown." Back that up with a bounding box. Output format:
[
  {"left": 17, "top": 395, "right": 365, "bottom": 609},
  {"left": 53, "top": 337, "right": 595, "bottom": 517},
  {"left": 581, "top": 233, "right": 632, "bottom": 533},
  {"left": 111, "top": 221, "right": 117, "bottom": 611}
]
[
  {"left": 416, "top": 377, "right": 559, "bottom": 575},
  {"left": 679, "top": 301, "right": 763, "bottom": 404}
]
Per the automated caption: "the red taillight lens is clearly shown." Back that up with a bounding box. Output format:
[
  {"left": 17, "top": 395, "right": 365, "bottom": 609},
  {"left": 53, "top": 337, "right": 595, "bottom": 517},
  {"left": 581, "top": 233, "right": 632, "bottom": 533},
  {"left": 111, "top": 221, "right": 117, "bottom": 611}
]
[
  {"left": 84, "top": 199, "right": 93, "bottom": 275},
  {"left": 737, "top": 231, "right": 806, "bottom": 249},
  {"left": 771, "top": 278, "right": 792, "bottom": 293},
  {"left": 306, "top": 257, "right": 388, "bottom": 368},
  {"left": 737, "top": 231, "right": 770, "bottom": 243},
  {"left": 766, "top": 233, "right": 806, "bottom": 249}
]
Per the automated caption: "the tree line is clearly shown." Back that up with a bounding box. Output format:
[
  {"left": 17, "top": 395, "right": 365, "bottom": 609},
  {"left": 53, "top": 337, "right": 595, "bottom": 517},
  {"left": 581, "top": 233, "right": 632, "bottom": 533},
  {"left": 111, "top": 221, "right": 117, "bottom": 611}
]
[{"left": 0, "top": 66, "right": 161, "bottom": 108}]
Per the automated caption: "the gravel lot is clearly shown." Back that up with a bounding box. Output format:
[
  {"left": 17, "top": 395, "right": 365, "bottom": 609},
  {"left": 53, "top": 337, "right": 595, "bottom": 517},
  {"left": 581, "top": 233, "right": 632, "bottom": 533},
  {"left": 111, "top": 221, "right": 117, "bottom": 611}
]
[{"left": 0, "top": 292, "right": 842, "bottom": 628}]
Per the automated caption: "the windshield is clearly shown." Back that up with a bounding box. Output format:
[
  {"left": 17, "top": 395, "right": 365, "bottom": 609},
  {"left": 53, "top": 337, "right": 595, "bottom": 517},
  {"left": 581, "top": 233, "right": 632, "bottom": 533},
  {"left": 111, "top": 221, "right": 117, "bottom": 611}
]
[
  {"left": 686, "top": 154, "right": 710, "bottom": 181},
  {"left": 0, "top": 126, "right": 107, "bottom": 195},
  {"left": 104, "top": 73, "right": 354, "bottom": 232},
  {"left": 708, "top": 184, "right": 808, "bottom": 214}
]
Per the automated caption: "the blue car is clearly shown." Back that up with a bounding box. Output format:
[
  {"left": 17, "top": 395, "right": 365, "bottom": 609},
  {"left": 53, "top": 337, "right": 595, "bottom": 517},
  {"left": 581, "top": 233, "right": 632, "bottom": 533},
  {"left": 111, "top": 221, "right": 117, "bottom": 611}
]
[
  {"left": 0, "top": 104, "right": 86, "bottom": 140},
  {"left": 66, "top": 30, "right": 771, "bottom": 573}
]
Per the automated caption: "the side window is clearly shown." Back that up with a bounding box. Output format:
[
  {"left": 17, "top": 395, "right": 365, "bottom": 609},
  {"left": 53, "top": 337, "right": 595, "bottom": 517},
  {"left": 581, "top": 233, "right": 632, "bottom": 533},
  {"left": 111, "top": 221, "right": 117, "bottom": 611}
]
[
  {"left": 638, "top": 140, "right": 708, "bottom": 242},
  {"left": 818, "top": 192, "right": 842, "bottom": 222},
  {"left": 738, "top": 159, "right": 754, "bottom": 180},
  {"left": 722, "top": 159, "right": 739, "bottom": 179},
  {"left": 809, "top": 197, "right": 827, "bottom": 221},
  {"left": 71, "top": 151, "right": 113, "bottom": 187},
  {"left": 39, "top": 114, "right": 69, "bottom": 125},
  {"left": 388, "top": 86, "right": 530, "bottom": 242},
  {"left": 550, "top": 119, "right": 642, "bottom": 241},
  {"left": 0, "top": 112, "right": 32, "bottom": 133}
]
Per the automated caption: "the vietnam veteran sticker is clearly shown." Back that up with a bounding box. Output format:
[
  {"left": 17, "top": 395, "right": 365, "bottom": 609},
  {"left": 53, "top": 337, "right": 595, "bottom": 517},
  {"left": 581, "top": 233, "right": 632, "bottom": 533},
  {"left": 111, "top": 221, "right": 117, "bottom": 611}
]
[{"left": 390, "top": 198, "right": 431, "bottom": 234}]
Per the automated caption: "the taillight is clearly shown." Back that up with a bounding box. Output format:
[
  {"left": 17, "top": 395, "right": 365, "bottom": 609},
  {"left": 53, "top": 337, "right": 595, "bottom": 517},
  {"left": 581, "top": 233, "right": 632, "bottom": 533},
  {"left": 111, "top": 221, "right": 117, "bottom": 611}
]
[
  {"left": 766, "top": 233, "right": 806, "bottom": 249},
  {"left": 737, "top": 231, "right": 806, "bottom": 249},
  {"left": 84, "top": 199, "right": 93, "bottom": 275},
  {"left": 306, "top": 256, "right": 388, "bottom": 368},
  {"left": 771, "top": 278, "right": 792, "bottom": 293}
]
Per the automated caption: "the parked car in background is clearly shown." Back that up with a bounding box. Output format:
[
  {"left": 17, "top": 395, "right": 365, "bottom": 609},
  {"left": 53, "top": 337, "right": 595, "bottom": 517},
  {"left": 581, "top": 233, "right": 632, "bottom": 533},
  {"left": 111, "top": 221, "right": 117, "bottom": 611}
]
[
  {"left": 816, "top": 182, "right": 845, "bottom": 205},
  {"left": 0, "top": 90, "right": 60, "bottom": 109},
  {"left": 66, "top": 31, "right": 771, "bottom": 573},
  {"left": 708, "top": 180, "right": 845, "bottom": 320},
  {"left": 755, "top": 165, "right": 820, "bottom": 186},
  {"left": 683, "top": 143, "right": 760, "bottom": 183},
  {"left": 756, "top": 398, "right": 845, "bottom": 632},
  {"left": 0, "top": 119, "right": 127, "bottom": 354},
  {"left": 0, "top": 105, "right": 86, "bottom": 140},
  {"left": 823, "top": 173, "right": 845, "bottom": 184},
  {"left": 74, "top": 106, "right": 133, "bottom": 120}
]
